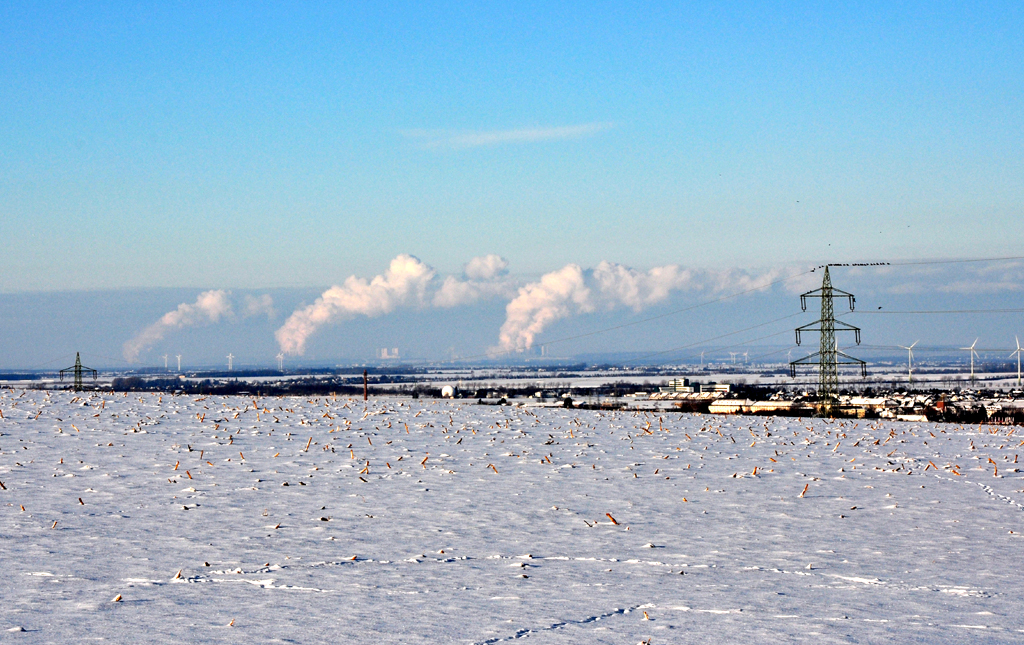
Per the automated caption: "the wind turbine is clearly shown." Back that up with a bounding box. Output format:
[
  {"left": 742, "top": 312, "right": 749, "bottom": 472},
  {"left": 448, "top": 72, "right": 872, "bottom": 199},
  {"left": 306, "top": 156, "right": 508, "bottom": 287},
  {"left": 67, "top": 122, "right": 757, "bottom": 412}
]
[
  {"left": 227, "top": 354, "right": 234, "bottom": 371},
  {"left": 898, "top": 341, "right": 918, "bottom": 383},
  {"left": 700, "top": 350, "right": 705, "bottom": 369},
  {"left": 1011, "top": 336, "right": 1022, "bottom": 387},
  {"left": 742, "top": 351, "right": 749, "bottom": 365},
  {"left": 276, "top": 352, "right": 284, "bottom": 371},
  {"left": 161, "top": 354, "right": 168, "bottom": 371},
  {"left": 729, "top": 352, "right": 738, "bottom": 364},
  {"left": 960, "top": 338, "right": 979, "bottom": 383},
  {"left": 176, "top": 354, "right": 182, "bottom": 372}
]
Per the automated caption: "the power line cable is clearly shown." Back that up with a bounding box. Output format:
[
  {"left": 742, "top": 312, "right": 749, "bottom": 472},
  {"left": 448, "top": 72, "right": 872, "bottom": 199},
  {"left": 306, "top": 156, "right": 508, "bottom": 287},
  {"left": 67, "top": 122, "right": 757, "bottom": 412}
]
[
  {"left": 620, "top": 314, "right": 804, "bottom": 365},
  {"left": 887, "top": 255, "right": 1024, "bottom": 266},
  {"left": 532, "top": 272, "right": 813, "bottom": 350},
  {"left": 852, "top": 308, "right": 1024, "bottom": 315},
  {"left": 14, "top": 353, "right": 77, "bottom": 372},
  {"left": 859, "top": 343, "right": 1017, "bottom": 353},
  {"left": 460, "top": 254, "right": 1024, "bottom": 363}
]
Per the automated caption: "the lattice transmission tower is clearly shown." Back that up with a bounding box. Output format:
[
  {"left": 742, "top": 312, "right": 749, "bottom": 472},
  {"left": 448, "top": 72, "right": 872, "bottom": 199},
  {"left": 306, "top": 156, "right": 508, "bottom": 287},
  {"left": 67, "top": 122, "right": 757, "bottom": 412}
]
[
  {"left": 60, "top": 352, "right": 98, "bottom": 392},
  {"left": 789, "top": 266, "right": 866, "bottom": 417}
]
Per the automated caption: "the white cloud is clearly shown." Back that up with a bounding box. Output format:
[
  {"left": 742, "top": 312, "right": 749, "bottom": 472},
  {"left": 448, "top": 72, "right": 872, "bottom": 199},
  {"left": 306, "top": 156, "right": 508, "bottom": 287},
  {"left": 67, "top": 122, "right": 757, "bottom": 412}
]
[
  {"left": 592, "top": 262, "right": 696, "bottom": 310},
  {"left": 464, "top": 254, "right": 509, "bottom": 281},
  {"left": 432, "top": 276, "right": 516, "bottom": 308},
  {"left": 407, "top": 123, "right": 612, "bottom": 150},
  {"left": 879, "top": 262, "right": 1024, "bottom": 295},
  {"left": 432, "top": 255, "right": 516, "bottom": 308},
  {"left": 243, "top": 294, "right": 275, "bottom": 318}
]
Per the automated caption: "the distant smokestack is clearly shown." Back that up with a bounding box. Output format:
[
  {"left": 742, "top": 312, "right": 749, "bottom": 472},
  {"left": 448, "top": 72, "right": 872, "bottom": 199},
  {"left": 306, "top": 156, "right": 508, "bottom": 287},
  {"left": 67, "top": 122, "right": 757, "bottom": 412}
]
[{"left": 363, "top": 370, "right": 368, "bottom": 401}]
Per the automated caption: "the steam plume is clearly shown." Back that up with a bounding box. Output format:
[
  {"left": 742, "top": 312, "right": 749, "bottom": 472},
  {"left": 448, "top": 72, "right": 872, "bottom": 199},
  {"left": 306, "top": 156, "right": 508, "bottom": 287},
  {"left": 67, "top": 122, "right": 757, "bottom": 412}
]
[
  {"left": 122, "top": 290, "right": 274, "bottom": 362},
  {"left": 496, "top": 264, "right": 591, "bottom": 352},
  {"left": 495, "top": 261, "right": 785, "bottom": 353},
  {"left": 275, "top": 255, "right": 435, "bottom": 355},
  {"left": 275, "top": 254, "right": 515, "bottom": 355},
  {"left": 123, "top": 290, "right": 233, "bottom": 362}
]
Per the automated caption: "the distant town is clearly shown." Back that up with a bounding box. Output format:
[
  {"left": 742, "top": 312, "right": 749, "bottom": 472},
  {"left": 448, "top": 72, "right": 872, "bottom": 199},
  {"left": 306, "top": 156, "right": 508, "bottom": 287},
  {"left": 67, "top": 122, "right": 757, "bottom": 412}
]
[{"left": 4, "top": 360, "right": 1022, "bottom": 425}]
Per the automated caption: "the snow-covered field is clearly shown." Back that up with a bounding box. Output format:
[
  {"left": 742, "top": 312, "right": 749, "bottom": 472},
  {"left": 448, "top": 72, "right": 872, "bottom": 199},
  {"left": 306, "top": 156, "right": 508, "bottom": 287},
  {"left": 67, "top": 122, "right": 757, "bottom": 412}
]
[{"left": 2, "top": 391, "right": 1023, "bottom": 643}]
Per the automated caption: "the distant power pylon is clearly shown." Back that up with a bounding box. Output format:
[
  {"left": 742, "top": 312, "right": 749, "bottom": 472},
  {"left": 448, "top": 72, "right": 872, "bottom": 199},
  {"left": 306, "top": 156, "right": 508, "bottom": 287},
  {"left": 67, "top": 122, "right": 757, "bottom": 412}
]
[
  {"left": 60, "top": 352, "right": 97, "bottom": 392},
  {"left": 790, "top": 266, "right": 866, "bottom": 417}
]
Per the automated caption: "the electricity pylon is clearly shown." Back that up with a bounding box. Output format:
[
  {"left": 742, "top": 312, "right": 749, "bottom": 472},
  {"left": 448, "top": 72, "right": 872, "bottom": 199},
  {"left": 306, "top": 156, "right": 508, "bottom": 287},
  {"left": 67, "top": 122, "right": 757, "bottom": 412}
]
[
  {"left": 790, "top": 266, "right": 866, "bottom": 417},
  {"left": 60, "top": 352, "right": 98, "bottom": 392}
]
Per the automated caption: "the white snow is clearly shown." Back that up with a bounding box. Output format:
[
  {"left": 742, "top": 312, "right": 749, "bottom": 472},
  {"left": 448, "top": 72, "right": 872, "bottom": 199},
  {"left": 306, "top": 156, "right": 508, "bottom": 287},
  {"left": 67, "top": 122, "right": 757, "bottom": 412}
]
[{"left": 1, "top": 390, "right": 1023, "bottom": 642}]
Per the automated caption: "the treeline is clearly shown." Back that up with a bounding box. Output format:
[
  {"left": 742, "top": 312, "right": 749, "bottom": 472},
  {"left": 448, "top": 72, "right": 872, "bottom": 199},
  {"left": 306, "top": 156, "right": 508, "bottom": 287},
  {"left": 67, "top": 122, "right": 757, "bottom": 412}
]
[
  {"left": 105, "top": 376, "right": 777, "bottom": 401},
  {"left": 109, "top": 376, "right": 433, "bottom": 397}
]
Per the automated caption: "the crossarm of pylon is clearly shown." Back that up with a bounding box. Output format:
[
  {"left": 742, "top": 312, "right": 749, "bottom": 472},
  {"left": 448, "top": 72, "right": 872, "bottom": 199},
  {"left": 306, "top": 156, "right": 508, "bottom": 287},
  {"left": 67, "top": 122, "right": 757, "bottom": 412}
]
[
  {"left": 830, "top": 286, "right": 855, "bottom": 305},
  {"left": 793, "top": 350, "right": 864, "bottom": 366},
  {"left": 789, "top": 352, "right": 821, "bottom": 377},
  {"left": 835, "top": 351, "right": 867, "bottom": 376},
  {"left": 790, "top": 351, "right": 866, "bottom": 377},
  {"left": 834, "top": 320, "right": 862, "bottom": 343},
  {"left": 59, "top": 366, "right": 98, "bottom": 380},
  {"left": 795, "top": 320, "right": 862, "bottom": 345},
  {"left": 799, "top": 287, "right": 856, "bottom": 311},
  {"left": 790, "top": 351, "right": 821, "bottom": 364},
  {"left": 793, "top": 320, "right": 827, "bottom": 345},
  {"left": 795, "top": 320, "right": 860, "bottom": 332}
]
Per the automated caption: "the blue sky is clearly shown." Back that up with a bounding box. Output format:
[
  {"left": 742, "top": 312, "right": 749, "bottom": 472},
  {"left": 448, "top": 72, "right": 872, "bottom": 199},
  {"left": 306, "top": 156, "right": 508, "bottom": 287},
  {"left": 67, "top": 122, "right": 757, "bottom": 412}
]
[
  {"left": 3, "top": 1, "right": 1022, "bottom": 290},
  {"left": 1, "top": 2, "right": 1022, "bottom": 366}
]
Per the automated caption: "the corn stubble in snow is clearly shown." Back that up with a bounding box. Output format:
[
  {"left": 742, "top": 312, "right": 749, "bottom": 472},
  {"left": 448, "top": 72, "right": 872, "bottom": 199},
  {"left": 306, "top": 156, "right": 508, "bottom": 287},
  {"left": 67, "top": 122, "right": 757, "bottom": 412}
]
[{"left": 1, "top": 389, "right": 1023, "bottom": 643}]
